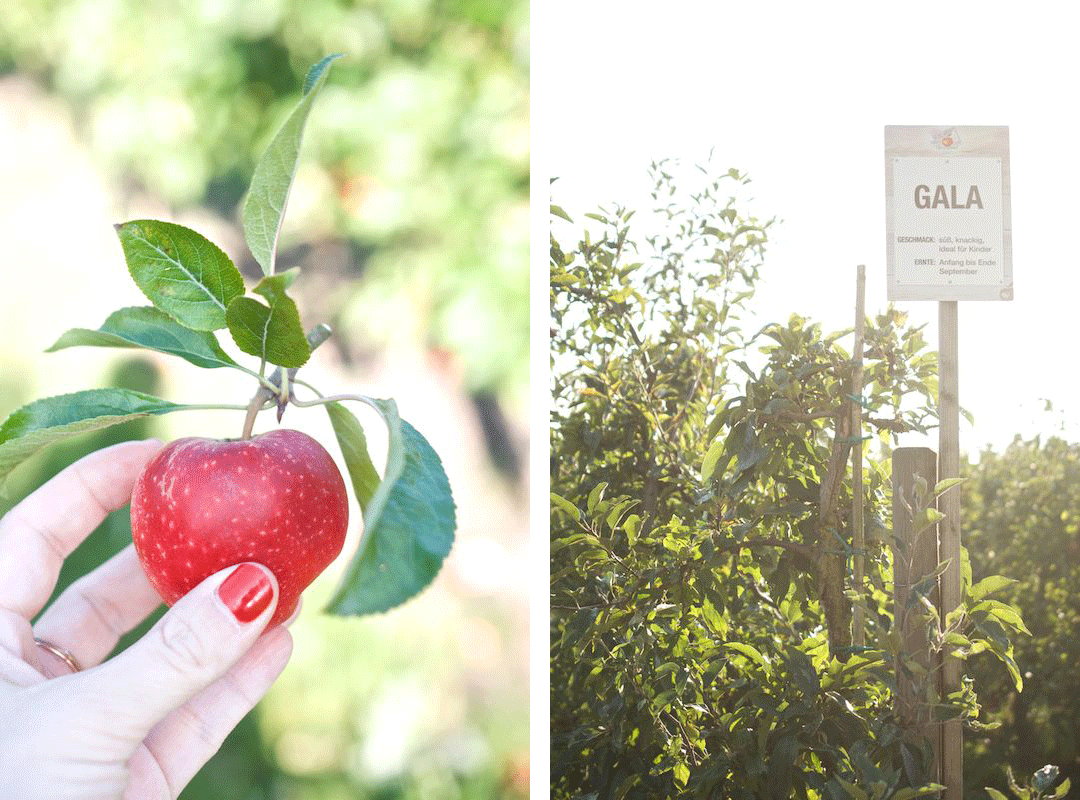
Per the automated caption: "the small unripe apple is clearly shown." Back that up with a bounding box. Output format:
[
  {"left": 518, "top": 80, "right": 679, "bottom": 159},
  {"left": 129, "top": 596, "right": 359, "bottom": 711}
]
[{"left": 131, "top": 429, "right": 349, "bottom": 625}]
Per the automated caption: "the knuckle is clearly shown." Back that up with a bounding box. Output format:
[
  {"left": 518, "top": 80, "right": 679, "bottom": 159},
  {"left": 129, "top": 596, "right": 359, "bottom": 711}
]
[
  {"left": 75, "top": 584, "right": 127, "bottom": 639},
  {"left": 69, "top": 460, "right": 115, "bottom": 513},
  {"left": 157, "top": 611, "right": 216, "bottom": 675},
  {"left": 7, "top": 509, "right": 66, "bottom": 563}
]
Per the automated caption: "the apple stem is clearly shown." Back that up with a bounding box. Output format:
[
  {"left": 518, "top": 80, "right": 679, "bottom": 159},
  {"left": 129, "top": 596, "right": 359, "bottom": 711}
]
[
  {"left": 240, "top": 392, "right": 264, "bottom": 440},
  {"left": 240, "top": 324, "right": 333, "bottom": 440}
]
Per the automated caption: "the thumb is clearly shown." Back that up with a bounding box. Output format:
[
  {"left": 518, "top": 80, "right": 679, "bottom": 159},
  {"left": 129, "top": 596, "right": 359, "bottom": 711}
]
[{"left": 68, "top": 562, "right": 279, "bottom": 753}]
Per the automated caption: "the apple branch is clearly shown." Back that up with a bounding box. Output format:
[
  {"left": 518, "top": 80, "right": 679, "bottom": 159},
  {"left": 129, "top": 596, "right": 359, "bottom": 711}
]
[{"left": 240, "top": 323, "right": 332, "bottom": 439}]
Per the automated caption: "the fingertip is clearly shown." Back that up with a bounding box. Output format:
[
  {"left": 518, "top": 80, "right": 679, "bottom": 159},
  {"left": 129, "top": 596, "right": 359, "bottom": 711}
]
[
  {"left": 282, "top": 596, "right": 303, "bottom": 628},
  {"left": 215, "top": 563, "right": 279, "bottom": 626},
  {"left": 262, "top": 626, "right": 294, "bottom": 679},
  {"left": 131, "top": 438, "right": 165, "bottom": 461},
  {"left": 85, "top": 438, "right": 166, "bottom": 480},
  {"left": 263, "top": 624, "right": 294, "bottom": 663},
  {"left": 103, "top": 438, "right": 164, "bottom": 456},
  {"left": 236, "top": 624, "right": 294, "bottom": 686}
]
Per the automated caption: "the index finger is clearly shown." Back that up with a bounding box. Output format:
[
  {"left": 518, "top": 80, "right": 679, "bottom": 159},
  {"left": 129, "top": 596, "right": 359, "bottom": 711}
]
[{"left": 0, "top": 439, "right": 162, "bottom": 619}]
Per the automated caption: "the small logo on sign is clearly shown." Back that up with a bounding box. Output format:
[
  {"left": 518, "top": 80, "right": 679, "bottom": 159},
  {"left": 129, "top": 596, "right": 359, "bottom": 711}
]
[{"left": 931, "top": 128, "right": 961, "bottom": 150}]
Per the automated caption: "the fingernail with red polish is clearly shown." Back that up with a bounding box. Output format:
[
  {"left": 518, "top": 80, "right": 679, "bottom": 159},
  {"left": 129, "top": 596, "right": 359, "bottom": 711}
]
[{"left": 217, "top": 564, "right": 274, "bottom": 623}]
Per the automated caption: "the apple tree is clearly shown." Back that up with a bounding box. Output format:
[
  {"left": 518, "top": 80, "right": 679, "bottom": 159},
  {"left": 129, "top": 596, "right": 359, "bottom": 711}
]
[
  {"left": 551, "top": 162, "right": 1026, "bottom": 799},
  {"left": 962, "top": 436, "right": 1080, "bottom": 794}
]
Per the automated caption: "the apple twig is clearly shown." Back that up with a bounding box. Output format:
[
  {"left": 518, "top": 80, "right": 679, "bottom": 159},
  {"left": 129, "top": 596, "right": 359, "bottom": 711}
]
[
  {"left": 288, "top": 392, "right": 376, "bottom": 410},
  {"left": 240, "top": 323, "right": 332, "bottom": 439}
]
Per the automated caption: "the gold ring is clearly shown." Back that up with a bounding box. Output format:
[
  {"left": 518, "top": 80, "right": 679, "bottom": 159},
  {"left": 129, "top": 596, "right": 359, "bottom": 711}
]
[{"left": 34, "top": 637, "right": 83, "bottom": 674}]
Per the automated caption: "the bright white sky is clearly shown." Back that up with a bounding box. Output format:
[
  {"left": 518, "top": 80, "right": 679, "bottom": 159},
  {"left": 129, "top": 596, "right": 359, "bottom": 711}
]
[{"left": 539, "top": 1, "right": 1080, "bottom": 457}]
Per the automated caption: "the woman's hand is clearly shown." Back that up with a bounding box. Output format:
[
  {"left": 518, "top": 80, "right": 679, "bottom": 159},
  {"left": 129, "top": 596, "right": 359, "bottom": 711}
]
[{"left": 0, "top": 440, "right": 293, "bottom": 799}]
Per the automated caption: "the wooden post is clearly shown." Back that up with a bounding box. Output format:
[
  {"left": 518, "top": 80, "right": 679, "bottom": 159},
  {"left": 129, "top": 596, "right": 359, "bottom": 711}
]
[
  {"left": 938, "top": 301, "right": 962, "bottom": 797},
  {"left": 891, "top": 447, "right": 941, "bottom": 781},
  {"left": 851, "top": 265, "right": 866, "bottom": 647}
]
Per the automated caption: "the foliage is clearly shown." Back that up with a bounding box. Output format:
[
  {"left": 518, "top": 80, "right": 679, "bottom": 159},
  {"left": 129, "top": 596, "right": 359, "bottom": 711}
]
[
  {"left": 963, "top": 437, "right": 1080, "bottom": 795},
  {"left": 551, "top": 161, "right": 1026, "bottom": 799},
  {"left": 0, "top": 0, "right": 528, "bottom": 398}
]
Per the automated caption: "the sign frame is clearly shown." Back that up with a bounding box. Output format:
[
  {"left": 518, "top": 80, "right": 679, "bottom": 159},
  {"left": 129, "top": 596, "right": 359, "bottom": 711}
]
[{"left": 885, "top": 125, "right": 1012, "bottom": 301}]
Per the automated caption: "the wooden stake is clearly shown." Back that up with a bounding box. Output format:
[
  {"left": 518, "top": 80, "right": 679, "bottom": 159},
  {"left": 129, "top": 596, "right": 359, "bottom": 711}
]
[
  {"left": 891, "top": 447, "right": 941, "bottom": 780},
  {"left": 851, "top": 265, "right": 866, "bottom": 647},
  {"left": 938, "top": 300, "right": 962, "bottom": 798}
]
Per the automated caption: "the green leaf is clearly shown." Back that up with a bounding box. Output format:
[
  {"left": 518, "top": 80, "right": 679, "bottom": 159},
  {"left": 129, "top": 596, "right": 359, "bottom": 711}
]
[
  {"left": 242, "top": 54, "right": 341, "bottom": 276},
  {"left": 46, "top": 306, "right": 240, "bottom": 370},
  {"left": 932, "top": 477, "right": 965, "bottom": 498},
  {"left": 225, "top": 269, "right": 311, "bottom": 368},
  {"left": 550, "top": 492, "right": 581, "bottom": 522},
  {"left": 551, "top": 532, "right": 600, "bottom": 554},
  {"left": 550, "top": 204, "right": 573, "bottom": 223},
  {"left": 984, "top": 788, "right": 1009, "bottom": 800},
  {"left": 892, "top": 786, "right": 946, "bottom": 800},
  {"left": 325, "top": 399, "right": 456, "bottom": 615},
  {"left": 672, "top": 762, "right": 689, "bottom": 787},
  {"left": 912, "top": 507, "right": 945, "bottom": 536},
  {"left": 0, "top": 389, "right": 186, "bottom": 485},
  {"left": 765, "top": 737, "right": 798, "bottom": 798},
  {"left": 943, "top": 632, "right": 972, "bottom": 648},
  {"left": 833, "top": 777, "right": 869, "bottom": 800},
  {"left": 973, "top": 599, "right": 1032, "bottom": 635},
  {"left": 1000, "top": 649, "right": 1024, "bottom": 693},
  {"left": 326, "top": 402, "right": 380, "bottom": 511},
  {"left": 701, "top": 598, "right": 728, "bottom": 637},
  {"left": 587, "top": 482, "right": 608, "bottom": 515},
  {"left": 724, "top": 641, "right": 768, "bottom": 670},
  {"left": 969, "top": 575, "right": 1017, "bottom": 602},
  {"left": 605, "top": 498, "right": 636, "bottom": 531},
  {"left": 701, "top": 436, "right": 727, "bottom": 482},
  {"left": 115, "top": 220, "right": 244, "bottom": 331}
]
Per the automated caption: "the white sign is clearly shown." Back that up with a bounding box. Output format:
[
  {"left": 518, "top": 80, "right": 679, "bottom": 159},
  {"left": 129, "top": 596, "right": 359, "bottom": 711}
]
[{"left": 885, "top": 126, "right": 1012, "bottom": 301}]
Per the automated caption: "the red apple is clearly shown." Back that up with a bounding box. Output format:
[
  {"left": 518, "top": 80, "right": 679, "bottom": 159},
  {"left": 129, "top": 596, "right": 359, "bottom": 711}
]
[{"left": 130, "top": 429, "right": 349, "bottom": 625}]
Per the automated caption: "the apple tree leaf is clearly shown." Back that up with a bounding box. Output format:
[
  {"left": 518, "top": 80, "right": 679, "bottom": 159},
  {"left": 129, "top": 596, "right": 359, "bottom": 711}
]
[
  {"left": 242, "top": 54, "right": 342, "bottom": 276},
  {"left": 225, "top": 268, "right": 311, "bottom": 368},
  {"left": 326, "top": 398, "right": 456, "bottom": 615},
  {"left": 115, "top": 220, "right": 245, "bottom": 331},
  {"left": 0, "top": 389, "right": 187, "bottom": 486},
  {"left": 46, "top": 306, "right": 241, "bottom": 370},
  {"left": 326, "top": 401, "right": 380, "bottom": 510}
]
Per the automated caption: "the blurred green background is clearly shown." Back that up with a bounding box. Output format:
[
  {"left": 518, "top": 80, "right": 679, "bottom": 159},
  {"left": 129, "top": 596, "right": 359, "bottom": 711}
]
[{"left": 0, "top": 1, "right": 528, "bottom": 798}]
